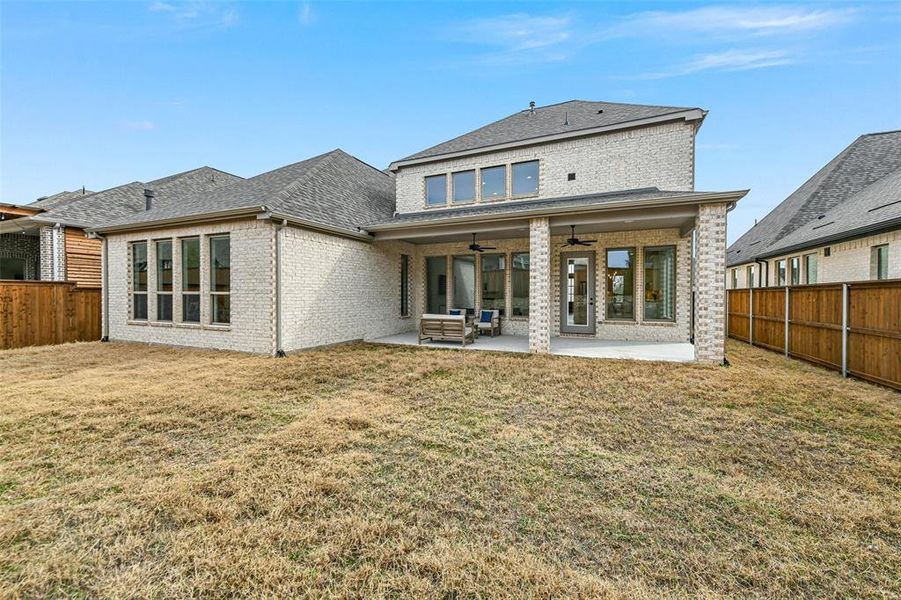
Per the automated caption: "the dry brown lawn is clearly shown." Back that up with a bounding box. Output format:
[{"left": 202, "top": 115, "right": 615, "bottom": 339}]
[{"left": 0, "top": 340, "right": 898, "bottom": 599}]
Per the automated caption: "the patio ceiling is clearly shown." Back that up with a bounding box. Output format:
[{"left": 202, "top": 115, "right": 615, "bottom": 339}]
[{"left": 372, "top": 202, "right": 700, "bottom": 244}]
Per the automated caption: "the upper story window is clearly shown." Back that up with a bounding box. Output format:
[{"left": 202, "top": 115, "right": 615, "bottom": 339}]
[
  {"left": 512, "top": 160, "right": 539, "bottom": 196},
  {"left": 425, "top": 174, "right": 447, "bottom": 206},
  {"left": 452, "top": 170, "right": 475, "bottom": 203},
  {"left": 480, "top": 165, "right": 506, "bottom": 199}
]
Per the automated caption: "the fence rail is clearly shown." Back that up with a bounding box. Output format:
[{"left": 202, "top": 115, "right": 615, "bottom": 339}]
[
  {"left": 727, "top": 280, "right": 901, "bottom": 390},
  {"left": 0, "top": 280, "right": 101, "bottom": 350}
]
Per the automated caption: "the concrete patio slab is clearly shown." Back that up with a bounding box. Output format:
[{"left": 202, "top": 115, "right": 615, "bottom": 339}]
[{"left": 369, "top": 333, "right": 695, "bottom": 362}]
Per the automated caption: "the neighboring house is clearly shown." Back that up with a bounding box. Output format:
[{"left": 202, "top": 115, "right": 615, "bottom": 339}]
[
  {"left": 80, "top": 99, "right": 745, "bottom": 361},
  {"left": 0, "top": 167, "right": 241, "bottom": 287},
  {"left": 727, "top": 130, "right": 901, "bottom": 288}
]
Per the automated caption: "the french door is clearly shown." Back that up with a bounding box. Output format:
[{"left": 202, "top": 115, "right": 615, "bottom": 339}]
[{"left": 560, "top": 252, "right": 596, "bottom": 334}]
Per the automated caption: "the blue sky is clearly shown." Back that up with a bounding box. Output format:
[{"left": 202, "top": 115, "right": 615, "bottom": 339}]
[{"left": 1, "top": 1, "right": 899, "bottom": 243}]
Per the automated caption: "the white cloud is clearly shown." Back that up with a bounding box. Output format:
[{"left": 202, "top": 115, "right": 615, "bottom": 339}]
[
  {"left": 633, "top": 49, "right": 796, "bottom": 80},
  {"left": 604, "top": 5, "right": 855, "bottom": 39},
  {"left": 149, "top": 1, "right": 239, "bottom": 28},
  {"left": 448, "top": 13, "right": 572, "bottom": 65},
  {"left": 121, "top": 120, "right": 156, "bottom": 131},
  {"left": 299, "top": 2, "right": 314, "bottom": 27}
]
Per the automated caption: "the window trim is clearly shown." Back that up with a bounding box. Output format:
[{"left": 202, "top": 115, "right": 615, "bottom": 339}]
[
  {"left": 479, "top": 164, "right": 508, "bottom": 201},
  {"left": 209, "top": 235, "right": 230, "bottom": 325},
  {"left": 425, "top": 174, "right": 448, "bottom": 206},
  {"left": 511, "top": 160, "right": 540, "bottom": 198},
  {"left": 155, "top": 238, "right": 173, "bottom": 322},
  {"left": 400, "top": 254, "right": 410, "bottom": 317},
  {"left": 643, "top": 245, "right": 676, "bottom": 323},
  {"left": 604, "top": 246, "right": 637, "bottom": 322},
  {"left": 130, "top": 241, "right": 148, "bottom": 321},
  {"left": 180, "top": 237, "right": 201, "bottom": 323},
  {"left": 451, "top": 170, "right": 476, "bottom": 204}
]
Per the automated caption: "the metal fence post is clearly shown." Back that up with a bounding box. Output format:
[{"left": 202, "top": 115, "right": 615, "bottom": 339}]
[
  {"left": 784, "top": 286, "right": 790, "bottom": 357},
  {"left": 841, "top": 283, "right": 849, "bottom": 377},
  {"left": 748, "top": 287, "right": 754, "bottom": 346}
]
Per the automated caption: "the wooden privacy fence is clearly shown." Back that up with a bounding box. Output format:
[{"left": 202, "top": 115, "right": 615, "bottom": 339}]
[
  {"left": 727, "top": 280, "right": 901, "bottom": 390},
  {"left": 0, "top": 280, "right": 101, "bottom": 350}
]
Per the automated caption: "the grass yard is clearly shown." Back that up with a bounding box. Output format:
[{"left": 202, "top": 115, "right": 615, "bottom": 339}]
[{"left": 0, "top": 340, "right": 898, "bottom": 598}]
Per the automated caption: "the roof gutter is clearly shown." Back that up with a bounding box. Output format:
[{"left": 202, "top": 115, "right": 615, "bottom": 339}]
[
  {"left": 258, "top": 210, "right": 374, "bottom": 242},
  {"left": 87, "top": 206, "right": 264, "bottom": 234},
  {"left": 755, "top": 216, "right": 901, "bottom": 261},
  {"left": 367, "top": 190, "right": 748, "bottom": 233},
  {"left": 388, "top": 109, "right": 707, "bottom": 171}
]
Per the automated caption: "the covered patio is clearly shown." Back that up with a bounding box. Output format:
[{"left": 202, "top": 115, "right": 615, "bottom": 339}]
[{"left": 371, "top": 332, "right": 696, "bottom": 362}]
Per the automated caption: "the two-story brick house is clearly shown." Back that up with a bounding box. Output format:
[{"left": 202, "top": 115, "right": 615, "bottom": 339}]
[{"left": 86, "top": 100, "right": 746, "bottom": 362}]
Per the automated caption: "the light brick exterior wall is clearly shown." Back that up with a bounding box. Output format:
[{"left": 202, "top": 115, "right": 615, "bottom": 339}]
[
  {"left": 413, "top": 226, "right": 693, "bottom": 346},
  {"left": 529, "top": 218, "right": 552, "bottom": 353},
  {"left": 394, "top": 121, "right": 696, "bottom": 214},
  {"left": 552, "top": 228, "right": 693, "bottom": 343},
  {"left": 106, "top": 219, "right": 276, "bottom": 354},
  {"left": 728, "top": 228, "right": 901, "bottom": 287},
  {"left": 0, "top": 233, "right": 40, "bottom": 280},
  {"left": 39, "top": 226, "right": 66, "bottom": 281},
  {"left": 694, "top": 203, "right": 728, "bottom": 362},
  {"left": 279, "top": 228, "right": 419, "bottom": 352}
]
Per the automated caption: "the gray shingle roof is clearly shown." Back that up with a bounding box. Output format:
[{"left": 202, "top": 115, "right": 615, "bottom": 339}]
[
  {"left": 28, "top": 189, "right": 95, "bottom": 210},
  {"left": 38, "top": 167, "right": 243, "bottom": 228},
  {"left": 94, "top": 150, "right": 396, "bottom": 233},
  {"left": 394, "top": 100, "right": 701, "bottom": 164},
  {"left": 727, "top": 131, "right": 901, "bottom": 266},
  {"left": 365, "top": 187, "right": 719, "bottom": 229}
]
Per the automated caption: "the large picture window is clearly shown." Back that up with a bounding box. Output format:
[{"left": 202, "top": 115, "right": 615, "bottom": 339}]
[
  {"left": 480, "top": 165, "right": 506, "bottom": 199},
  {"left": 512, "top": 160, "right": 538, "bottom": 196},
  {"left": 452, "top": 255, "right": 475, "bottom": 313},
  {"left": 480, "top": 254, "right": 505, "bottom": 316},
  {"left": 644, "top": 246, "right": 675, "bottom": 321},
  {"left": 452, "top": 170, "right": 475, "bottom": 203},
  {"left": 131, "top": 242, "right": 148, "bottom": 320},
  {"left": 156, "top": 239, "right": 173, "bottom": 321},
  {"left": 210, "top": 236, "right": 230, "bottom": 324},
  {"left": 511, "top": 252, "right": 529, "bottom": 317},
  {"left": 425, "top": 175, "right": 447, "bottom": 206},
  {"left": 606, "top": 248, "right": 634, "bottom": 320},
  {"left": 181, "top": 238, "right": 200, "bottom": 323}
]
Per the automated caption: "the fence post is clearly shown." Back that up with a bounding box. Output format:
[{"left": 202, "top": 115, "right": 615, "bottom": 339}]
[
  {"left": 748, "top": 287, "right": 754, "bottom": 346},
  {"left": 841, "top": 283, "right": 849, "bottom": 377},
  {"left": 784, "top": 286, "right": 790, "bottom": 357}
]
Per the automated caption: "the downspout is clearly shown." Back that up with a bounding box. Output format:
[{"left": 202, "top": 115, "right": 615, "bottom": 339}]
[
  {"left": 755, "top": 259, "right": 768, "bottom": 288},
  {"left": 88, "top": 231, "right": 110, "bottom": 342},
  {"left": 274, "top": 219, "right": 287, "bottom": 357}
]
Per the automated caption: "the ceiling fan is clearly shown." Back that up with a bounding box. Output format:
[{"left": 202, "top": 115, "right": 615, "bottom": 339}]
[
  {"left": 561, "top": 225, "right": 596, "bottom": 247},
  {"left": 468, "top": 233, "right": 497, "bottom": 253}
]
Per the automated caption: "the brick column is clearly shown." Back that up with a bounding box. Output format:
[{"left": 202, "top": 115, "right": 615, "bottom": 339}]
[
  {"left": 529, "top": 217, "right": 551, "bottom": 353},
  {"left": 39, "top": 225, "right": 66, "bottom": 281},
  {"left": 694, "top": 203, "right": 728, "bottom": 363}
]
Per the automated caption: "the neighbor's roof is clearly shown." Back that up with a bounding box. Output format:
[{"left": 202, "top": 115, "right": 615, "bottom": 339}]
[
  {"left": 37, "top": 167, "right": 243, "bottom": 228},
  {"left": 29, "top": 189, "right": 96, "bottom": 210},
  {"left": 92, "top": 150, "right": 396, "bottom": 236},
  {"left": 366, "top": 187, "right": 747, "bottom": 231},
  {"left": 727, "top": 130, "right": 901, "bottom": 266},
  {"left": 390, "top": 100, "right": 705, "bottom": 168}
]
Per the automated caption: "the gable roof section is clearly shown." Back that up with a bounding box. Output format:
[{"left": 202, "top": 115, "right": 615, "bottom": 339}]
[
  {"left": 36, "top": 167, "right": 244, "bottom": 229},
  {"left": 727, "top": 131, "right": 901, "bottom": 266},
  {"left": 390, "top": 100, "right": 704, "bottom": 169},
  {"left": 92, "top": 150, "right": 396, "bottom": 236},
  {"left": 29, "top": 189, "right": 95, "bottom": 210}
]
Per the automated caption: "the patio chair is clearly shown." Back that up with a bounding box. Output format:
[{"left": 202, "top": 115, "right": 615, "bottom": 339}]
[
  {"left": 475, "top": 309, "right": 500, "bottom": 337},
  {"left": 419, "top": 313, "right": 475, "bottom": 347}
]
